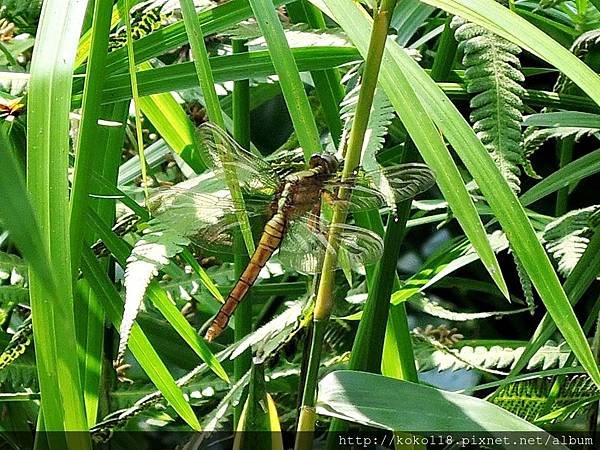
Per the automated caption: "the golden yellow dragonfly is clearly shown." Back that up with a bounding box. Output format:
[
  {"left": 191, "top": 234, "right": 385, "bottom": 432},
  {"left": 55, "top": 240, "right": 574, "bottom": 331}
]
[{"left": 149, "top": 123, "right": 435, "bottom": 341}]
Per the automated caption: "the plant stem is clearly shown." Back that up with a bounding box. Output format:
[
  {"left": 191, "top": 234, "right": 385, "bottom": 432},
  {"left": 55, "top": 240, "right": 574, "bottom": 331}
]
[
  {"left": 124, "top": 0, "right": 149, "bottom": 198},
  {"left": 555, "top": 137, "right": 574, "bottom": 216},
  {"left": 295, "top": 1, "right": 398, "bottom": 448},
  {"left": 430, "top": 16, "right": 458, "bottom": 81},
  {"left": 232, "top": 37, "right": 252, "bottom": 427}
]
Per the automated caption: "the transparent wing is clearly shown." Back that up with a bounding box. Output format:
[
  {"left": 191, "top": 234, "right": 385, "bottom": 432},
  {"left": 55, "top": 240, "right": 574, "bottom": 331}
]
[
  {"left": 147, "top": 179, "right": 270, "bottom": 255},
  {"left": 324, "top": 162, "right": 436, "bottom": 212},
  {"left": 278, "top": 215, "right": 384, "bottom": 275},
  {"left": 197, "top": 122, "right": 279, "bottom": 193}
]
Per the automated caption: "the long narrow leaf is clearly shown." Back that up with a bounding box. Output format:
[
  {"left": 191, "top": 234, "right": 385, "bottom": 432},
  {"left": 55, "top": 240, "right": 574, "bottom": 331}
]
[
  {"left": 316, "top": 0, "right": 508, "bottom": 299},
  {"left": 26, "top": 0, "right": 91, "bottom": 442},
  {"left": 420, "top": 0, "right": 600, "bottom": 107},
  {"left": 248, "top": 0, "right": 321, "bottom": 159}
]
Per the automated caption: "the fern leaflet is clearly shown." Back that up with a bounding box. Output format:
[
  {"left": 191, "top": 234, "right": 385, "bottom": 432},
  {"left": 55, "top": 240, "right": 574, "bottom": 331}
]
[
  {"left": 543, "top": 205, "right": 600, "bottom": 276},
  {"left": 490, "top": 375, "right": 599, "bottom": 424},
  {"left": 452, "top": 15, "right": 526, "bottom": 193}
]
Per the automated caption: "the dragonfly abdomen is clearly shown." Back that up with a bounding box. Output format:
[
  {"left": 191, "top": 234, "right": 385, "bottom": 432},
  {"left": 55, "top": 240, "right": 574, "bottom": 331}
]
[{"left": 205, "top": 213, "right": 287, "bottom": 341}]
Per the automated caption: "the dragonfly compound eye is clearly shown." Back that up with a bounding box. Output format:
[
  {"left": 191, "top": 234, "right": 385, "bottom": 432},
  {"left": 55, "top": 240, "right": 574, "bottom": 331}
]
[{"left": 309, "top": 154, "right": 339, "bottom": 173}]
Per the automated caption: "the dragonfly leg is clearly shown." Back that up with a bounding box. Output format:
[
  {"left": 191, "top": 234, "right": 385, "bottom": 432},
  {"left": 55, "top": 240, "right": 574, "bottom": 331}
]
[{"left": 306, "top": 201, "right": 322, "bottom": 233}]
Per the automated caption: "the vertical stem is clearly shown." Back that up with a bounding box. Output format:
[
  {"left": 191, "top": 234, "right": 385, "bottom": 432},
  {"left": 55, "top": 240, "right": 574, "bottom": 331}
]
[
  {"left": 295, "top": 2, "right": 398, "bottom": 448},
  {"left": 232, "top": 38, "right": 252, "bottom": 427},
  {"left": 555, "top": 137, "right": 574, "bottom": 216},
  {"left": 430, "top": 17, "right": 458, "bottom": 82},
  {"left": 124, "top": 0, "right": 149, "bottom": 196}
]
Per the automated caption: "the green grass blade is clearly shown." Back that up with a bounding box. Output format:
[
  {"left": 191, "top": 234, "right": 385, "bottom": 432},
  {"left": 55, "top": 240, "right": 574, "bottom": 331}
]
[
  {"left": 316, "top": 0, "right": 600, "bottom": 387},
  {"left": 123, "top": 0, "right": 150, "bottom": 195},
  {"left": 96, "top": 0, "right": 290, "bottom": 76},
  {"left": 80, "top": 249, "right": 201, "bottom": 430},
  {"left": 520, "top": 149, "right": 600, "bottom": 207},
  {"left": 0, "top": 131, "right": 56, "bottom": 297},
  {"left": 248, "top": 0, "right": 321, "bottom": 159},
  {"left": 137, "top": 63, "right": 205, "bottom": 173},
  {"left": 26, "top": 0, "right": 91, "bottom": 441},
  {"left": 287, "top": 1, "right": 344, "bottom": 145},
  {"left": 69, "top": 0, "right": 113, "bottom": 273},
  {"left": 179, "top": 0, "right": 224, "bottom": 127},
  {"left": 509, "top": 229, "right": 600, "bottom": 376},
  {"left": 231, "top": 37, "right": 252, "bottom": 426},
  {"left": 523, "top": 112, "right": 600, "bottom": 129},
  {"left": 97, "top": 47, "right": 360, "bottom": 103}
]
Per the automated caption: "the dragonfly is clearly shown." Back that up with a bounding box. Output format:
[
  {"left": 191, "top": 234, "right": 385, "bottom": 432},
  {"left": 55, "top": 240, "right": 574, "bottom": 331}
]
[{"left": 148, "top": 123, "right": 435, "bottom": 341}]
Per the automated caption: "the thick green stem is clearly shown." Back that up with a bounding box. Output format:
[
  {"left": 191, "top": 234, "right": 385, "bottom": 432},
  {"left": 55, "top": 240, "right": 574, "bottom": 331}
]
[
  {"left": 232, "top": 38, "right": 252, "bottom": 427},
  {"left": 294, "top": 2, "right": 398, "bottom": 448}
]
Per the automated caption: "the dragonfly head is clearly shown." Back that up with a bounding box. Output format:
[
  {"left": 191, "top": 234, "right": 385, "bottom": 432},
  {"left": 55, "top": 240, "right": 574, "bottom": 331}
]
[{"left": 309, "top": 153, "right": 339, "bottom": 174}]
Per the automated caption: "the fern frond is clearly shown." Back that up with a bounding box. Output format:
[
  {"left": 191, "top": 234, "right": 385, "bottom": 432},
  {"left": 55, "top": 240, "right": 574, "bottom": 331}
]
[
  {"left": 0, "top": 315, "right": 32, "bottom": 371},
  {"left": 339, "top": 85, "right": 395, "bottom": 162},
  {"left": 523, "top": 127, "right": 600, "bottom": 177},
  {"left": 554, "top": 29, "right": 600, "bottom": 93},
  {"left": 0, "top": 252, "right": 28, "bottom": 286},
  {"left": 452, "top": 16, "right": 526, "bottom": 193},
  {"left": 408, "top": 292, "right": 531, "bottom": 321},
  {"left": 223, "top": 21, "right": 353, "bottom": 49},
  {"left": 118, "top": 226, "right": 191, "bottom": 369},
  {"left": 490, "top": 375, "right": 599, "bottom": 424},
  {"left": 413, "top": 335, "right": 573, "bottom": 373},
  {"left": 512, "top": 253, "right": 535, "bottom": 313},
  {"left": 339, "top": 83, "right": 396, "bottom": 206},
  {"left": 543, "top": 205, "right": 600, "bottom": 277}
]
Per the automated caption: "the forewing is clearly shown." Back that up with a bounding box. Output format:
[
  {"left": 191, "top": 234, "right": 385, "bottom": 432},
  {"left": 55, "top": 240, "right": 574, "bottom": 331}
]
[
  {"left": 278, "top": 217, "right": 383, "bottom": 275},
  {"left": 147, "top": 179, "right": 269, "bottom": 255},
  {"left": 196, "top": 122, "right": 279, "bottom": 193},
  {"left": 378, "top": 162, "right": 435, "bottom": 202},
  {"left": 324, "top": 162, "right": 435, "bottom": 212}
]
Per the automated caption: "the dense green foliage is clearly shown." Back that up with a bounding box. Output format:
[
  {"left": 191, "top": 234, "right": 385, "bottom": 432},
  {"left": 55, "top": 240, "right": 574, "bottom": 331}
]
[{"left": 0, "top": 0, "right": 599, "bottom": 449}]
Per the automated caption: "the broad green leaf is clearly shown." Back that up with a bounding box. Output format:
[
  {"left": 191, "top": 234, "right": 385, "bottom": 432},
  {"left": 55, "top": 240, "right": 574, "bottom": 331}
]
[{"left": 317, "top": 371, "right": 566, "bottom": 449}]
